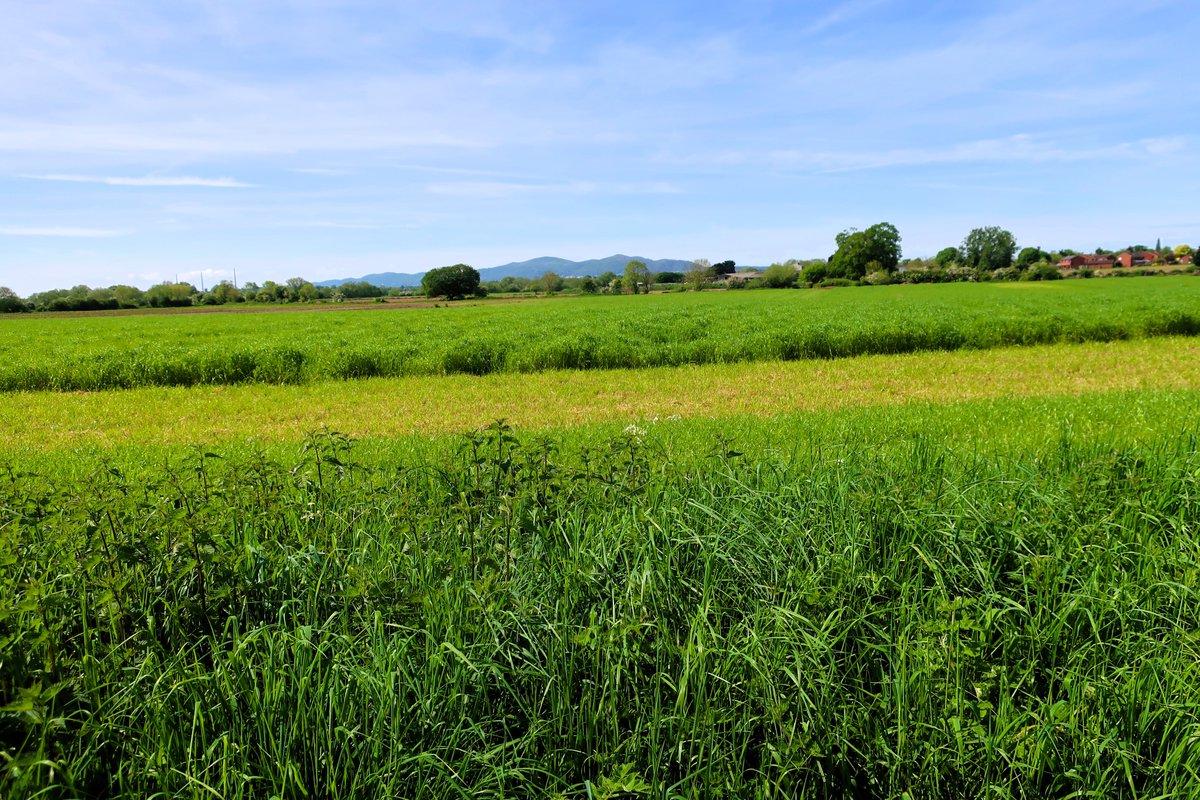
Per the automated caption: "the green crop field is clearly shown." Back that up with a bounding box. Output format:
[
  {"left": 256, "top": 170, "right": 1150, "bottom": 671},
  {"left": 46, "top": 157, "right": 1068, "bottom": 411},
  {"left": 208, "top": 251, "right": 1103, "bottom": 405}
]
[
  {"left": 5, "top": 393, "right": 1200, "bottom": 798},
  {"left": 2, "top": 276, "right": 1199, "bottom": 391},
  {"left": 5, "top": 336, "right": 1200, "bottom": 452},
  {"left": 5, "top": 281, "right": 1200, "bottom": 798}
]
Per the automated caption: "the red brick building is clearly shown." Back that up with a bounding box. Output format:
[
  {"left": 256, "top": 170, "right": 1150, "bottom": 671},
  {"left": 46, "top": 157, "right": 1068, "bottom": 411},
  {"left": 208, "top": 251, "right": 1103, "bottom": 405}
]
[
  {"left": 1117, "top": 251, "right": 1159, "bottom": 267},
  {"left": 1058, "top": 254, "right": 1115, "bottom": 269}
]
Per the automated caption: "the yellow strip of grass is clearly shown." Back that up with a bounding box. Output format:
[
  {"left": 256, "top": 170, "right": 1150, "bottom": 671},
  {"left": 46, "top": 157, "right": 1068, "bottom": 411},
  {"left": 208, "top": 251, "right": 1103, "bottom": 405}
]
[{"left": 9, "top": 337, "right": 1200, "bottom": 452}]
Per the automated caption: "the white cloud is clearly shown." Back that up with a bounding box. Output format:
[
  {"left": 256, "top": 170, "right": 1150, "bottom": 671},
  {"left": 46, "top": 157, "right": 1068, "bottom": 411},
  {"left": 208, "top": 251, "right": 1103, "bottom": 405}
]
[
  {"left": 289, "top": 168, "right": 348, "bottom": 176},
  {"left": 24, "top": 173, "right": 255, "bottom": 187},
  {"left": 0, "top": 226, "right": 131, "bottom": 237},
  {"left": 426, "top": 180, "right": 682, "bottom": 198},
  {"left": 800, "top": 0, "right": 893, "bottom": 37},
  {"left": 746, "top": 134, "right": 1192, "bottom": 173}
]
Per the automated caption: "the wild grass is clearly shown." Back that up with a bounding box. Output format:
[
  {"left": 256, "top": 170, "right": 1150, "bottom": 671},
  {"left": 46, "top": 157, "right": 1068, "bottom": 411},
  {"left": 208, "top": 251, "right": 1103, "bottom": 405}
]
[
  {"left": 2, "top": 277, "right": 1200, "bottom": 391},
  {"left": 4, "top": 395, "right": 1200, "bottom": 798},
  {"left": 6, "top": 336, "right": 1200, "bottom": 452}
]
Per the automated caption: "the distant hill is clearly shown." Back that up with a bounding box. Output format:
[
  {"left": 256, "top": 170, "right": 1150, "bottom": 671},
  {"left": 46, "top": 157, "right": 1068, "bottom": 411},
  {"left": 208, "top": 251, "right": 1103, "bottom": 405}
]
[{"left": 315, "top": 255, "right": 698, "bottom": 288}]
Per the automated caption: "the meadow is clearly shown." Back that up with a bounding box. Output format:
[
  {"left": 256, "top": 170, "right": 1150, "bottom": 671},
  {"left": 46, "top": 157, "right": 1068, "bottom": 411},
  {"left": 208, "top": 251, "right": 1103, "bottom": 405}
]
[
  {"left": 2, "top": 277, "right": 1200, "bottom": 391},
  {"left": 5, "top": 393, "right": 1200, "bottom": 798},
  {"left": 5, "top": 280, "right": 1200, "bottom": 798},
  {"left": 3, "top": 336, "right": 1200, "bottom": 452}
]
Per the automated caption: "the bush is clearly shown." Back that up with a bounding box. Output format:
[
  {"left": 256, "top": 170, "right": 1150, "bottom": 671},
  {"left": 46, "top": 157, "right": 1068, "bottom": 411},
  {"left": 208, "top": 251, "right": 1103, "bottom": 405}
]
[
  {"left": 1021, "top": 263, "right": 1063, "bottom": 282},
  {"left": 761, "top": 264, "right": 800, "bottom": 288}
]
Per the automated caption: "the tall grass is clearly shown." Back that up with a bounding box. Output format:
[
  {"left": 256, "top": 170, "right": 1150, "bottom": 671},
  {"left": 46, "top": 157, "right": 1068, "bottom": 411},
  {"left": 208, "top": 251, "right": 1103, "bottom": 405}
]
[
  {"left": 4, "top": 406, "right": 1200, "bottom": 798},
  {"left": 3, "top": 278, "right": 1200, "bottom": 391}
]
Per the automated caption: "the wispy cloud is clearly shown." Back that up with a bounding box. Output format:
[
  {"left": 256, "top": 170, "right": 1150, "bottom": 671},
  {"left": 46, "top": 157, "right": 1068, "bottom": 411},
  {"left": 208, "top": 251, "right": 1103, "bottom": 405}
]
[
  {"left": 427, "top": 181, "right": 682, "bottom": 198},
  {"left": 800, "top": 0, "right": 893, "bottom": 37},
  {"left": 23, "top": 173, "right": 255, "bottom": 188},
  {"left": 289, "top": 168, "right": 348, "bottom": 176},
  {"left": 0, "top": 226, "right": 132, "bottom": 237},
  {"left": 279, "top": 221, "right": 382, "bottom": 230},
  {"left": 753, "top": 135, "right": 1191, "bottom": 173}
]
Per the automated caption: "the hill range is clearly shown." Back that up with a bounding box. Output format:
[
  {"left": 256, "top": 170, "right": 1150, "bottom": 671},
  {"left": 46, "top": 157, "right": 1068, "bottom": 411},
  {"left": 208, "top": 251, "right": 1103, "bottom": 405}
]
[{"left": 315, "top": 255, "right": 698, "bottom": 288}]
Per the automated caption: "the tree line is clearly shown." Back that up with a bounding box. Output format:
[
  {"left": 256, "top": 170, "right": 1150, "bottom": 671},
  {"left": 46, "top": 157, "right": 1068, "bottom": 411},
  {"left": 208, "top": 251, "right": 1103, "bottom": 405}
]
[{"left": 4, "top": 227, "right": 1196, "bottom": 311}]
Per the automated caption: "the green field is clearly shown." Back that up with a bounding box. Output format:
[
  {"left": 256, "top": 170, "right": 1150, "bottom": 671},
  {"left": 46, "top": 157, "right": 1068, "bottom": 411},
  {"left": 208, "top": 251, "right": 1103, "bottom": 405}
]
[
  {"left": 5, "top": 336, "right": 1200, "bottom": 452},
  {"left": 6, "top": 394, "right": 1200, "bottom": 798},
  {"left": 3, "top": 277, "right": 1200, "bottom": 391},
  {"left": 5, "top": 282, "right": 1200, "bottom": 798}
]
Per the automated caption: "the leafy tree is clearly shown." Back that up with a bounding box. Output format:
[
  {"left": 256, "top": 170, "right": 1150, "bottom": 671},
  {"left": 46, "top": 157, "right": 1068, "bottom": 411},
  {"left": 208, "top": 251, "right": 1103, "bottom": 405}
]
[
  {"left": 685, "top": 260, "right": 711, "bottom": 291},
  {"left": 1174, "top": 244, "right": 1193, "bottom": 259},
  {"left": 761, "top": 263, "right": 800, "bottom": 288},
  {"left": 144, "top": 282, "right": 195, "bottom": 307},
  {"left": 654, "top": 271, "right": 683, "bottom": 284},
  {"left": 255, "top": 281, "right": 287, "bottom": 302},
  {"left": 0, "top": 286, "right": 25, "bottom": 313},
  {"left": 110, "top": 285, "right": 145, "bottom": 308},
  {"left": 579, "top": 277, "right": 598, "bottom": 294},
  {"left": 210, "top": 281, "right": 242, "bottom": 304},
  {"left": 422, "top": 264, "right": 480, "bottom": 299},
  {"left": 299, "top": 281, "right": 320, "bottom": 302},
  {"left": 339, "top": 281, "right": 385, "bottom": 299},
  {"left": 495, "top": 276, "right": 527, "bottom": 294},
  {"left": 595, "top": 271, "right": 618, "bottom": 288},
  {"left": 712, "top": 260, "right": 736, "bottom": 276},
  {"left": 1016, "top": 246, "right": 1048, "bottom": 269},
  {"left": 623, "top": 260, "right": 650, "bottom": 294},
  {"left": 800, "top": 262, "right": 830, "bottom": 285},
  {"left": 829, "top": 222, "right": 902, "bottom": 280},
  {"left": 961, "top": 226, "right": 1016, "bottom": 273},
  {"left": 934, "top": 247, "right": 960, "bottom": 268},
  {"left": 538, "top": 271, "right": 563, "bottom": 294}
]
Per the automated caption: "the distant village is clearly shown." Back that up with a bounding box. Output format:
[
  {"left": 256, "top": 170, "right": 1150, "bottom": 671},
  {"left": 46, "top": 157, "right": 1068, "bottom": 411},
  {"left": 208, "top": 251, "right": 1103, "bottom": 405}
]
[{"left": 1057, "top": 249, "right": 1193, "bottom": 270}]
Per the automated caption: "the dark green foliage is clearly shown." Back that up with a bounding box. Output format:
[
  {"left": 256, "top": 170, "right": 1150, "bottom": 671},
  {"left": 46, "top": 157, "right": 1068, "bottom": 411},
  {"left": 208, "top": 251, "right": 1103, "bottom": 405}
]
[
  {"left": 653, "top": 271, "right": 683, "bottom": 284},
  {"left": 4, "top": 418, "right": 1200, "bottom": 798},
  {"left": 0, "top": 287, "right": 26, "bottom": 313},
  {"left": 713, "top": 260, "right": 736, "bottom": 276},
  {"left": 829, "top": 223, "right": 902, "bottom": 279},
  {"left": 337, "top": 281, "right": 386, "bottom": 299},
  {"left": 935, "top": 247, "right": 961, "bottom": 268},
  {"left": 961, "top": 227, "right": 1017, "bottom": 273},
  {"left": 1016, "top": 246, "right": 1048, "bottom": 269},
  {"left": 421, "top": 264, "right": 480, "bottom": 299},
  {"left": 1021, "top": 263, "right": 1063, "bottom": 282}
]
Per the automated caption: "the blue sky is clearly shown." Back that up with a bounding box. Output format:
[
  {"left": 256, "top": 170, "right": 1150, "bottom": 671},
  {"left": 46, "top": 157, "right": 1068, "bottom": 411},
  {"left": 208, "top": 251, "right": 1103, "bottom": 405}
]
[{"left": 1, "top": 0, "right": 1197, "bottom": 294}]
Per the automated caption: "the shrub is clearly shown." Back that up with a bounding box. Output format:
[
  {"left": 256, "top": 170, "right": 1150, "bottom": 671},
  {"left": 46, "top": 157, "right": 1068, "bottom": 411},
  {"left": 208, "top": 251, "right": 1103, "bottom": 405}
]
[{"left": 761, "top": 264, "right": 800, "bottom": 288}]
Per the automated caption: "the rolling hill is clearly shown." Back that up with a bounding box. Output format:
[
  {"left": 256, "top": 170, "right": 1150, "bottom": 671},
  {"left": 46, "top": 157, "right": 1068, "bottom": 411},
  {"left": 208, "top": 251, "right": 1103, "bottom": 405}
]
[{"left": 315, "top": 255, "right": 698, "bottom": 288}]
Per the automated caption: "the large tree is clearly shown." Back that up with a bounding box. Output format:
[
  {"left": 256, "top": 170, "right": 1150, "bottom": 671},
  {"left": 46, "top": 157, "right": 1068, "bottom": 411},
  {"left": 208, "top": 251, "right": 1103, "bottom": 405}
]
[
  {"left": 623, "top": 259, "right": 650, "bottom": 294},
  {"left": 0, "top": 286, "right": 25, "bottom": 313},
  {"left": 961, "top": 227, "right": 1017, "bottom": 273},
  {"left": 422, "top": 264, "right": 480, "bottom": 299},
  {"left": 829, "top": 222, "right": 901, "bottom": 279}
]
